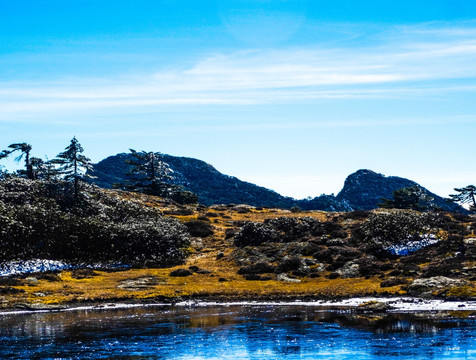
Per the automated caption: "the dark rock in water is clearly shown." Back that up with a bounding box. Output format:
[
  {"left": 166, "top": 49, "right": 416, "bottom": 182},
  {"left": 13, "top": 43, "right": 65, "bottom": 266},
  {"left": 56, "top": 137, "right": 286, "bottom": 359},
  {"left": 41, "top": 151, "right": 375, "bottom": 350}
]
[
  {"left": 357, "top": 301, "right": 392, "bottom": 312},
  {"left": 170, "top": 269, "right": 193, "bottom": 277},
  {"left": 238, "top": 263, "right": 276, "bottom": 275}
]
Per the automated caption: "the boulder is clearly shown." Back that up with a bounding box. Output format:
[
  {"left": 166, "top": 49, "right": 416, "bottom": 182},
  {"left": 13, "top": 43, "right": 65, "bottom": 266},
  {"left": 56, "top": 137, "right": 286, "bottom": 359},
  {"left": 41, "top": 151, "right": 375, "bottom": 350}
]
[
  {"left": 169, "top": 269, "right": 193, "bottom": 277},
  {"left": 277, "top": 274, "right": 301, "bottom": 283},
  {"left": 276, "top": 256, "right": 308, "bottom": 273},
  {"left": 407, "top": 276, "right": 469, "bottom": 296},
  {"left": 357, "top": 301, "right": 392, "bottom": 312},
  {"left": 118, "top": 276, "right": 161, "bottom": 291},
  {"left": 337, "top": 261, "right": 360, "bottom": 278}
]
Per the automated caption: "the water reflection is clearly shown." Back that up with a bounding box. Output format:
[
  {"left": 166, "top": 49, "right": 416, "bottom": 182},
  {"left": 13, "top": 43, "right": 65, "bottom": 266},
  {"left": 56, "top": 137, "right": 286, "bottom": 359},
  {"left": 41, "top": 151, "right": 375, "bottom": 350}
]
[{"left": 0, "top": 305, "right": 475, "bottom": 359}]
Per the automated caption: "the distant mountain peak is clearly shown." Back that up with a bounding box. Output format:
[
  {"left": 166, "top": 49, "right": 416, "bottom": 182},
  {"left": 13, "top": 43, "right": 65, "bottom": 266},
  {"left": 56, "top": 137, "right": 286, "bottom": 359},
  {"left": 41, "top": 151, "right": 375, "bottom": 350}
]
[{"left": 89, "top": 154, "right": 465, "bottom": 213}]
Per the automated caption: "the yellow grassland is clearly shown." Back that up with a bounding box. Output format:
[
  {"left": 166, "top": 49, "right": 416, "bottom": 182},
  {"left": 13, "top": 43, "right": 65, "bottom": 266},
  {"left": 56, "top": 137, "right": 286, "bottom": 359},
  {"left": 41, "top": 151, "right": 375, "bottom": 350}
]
[{"left": 1, "top": 190, "right": 474, "bottom": 308}]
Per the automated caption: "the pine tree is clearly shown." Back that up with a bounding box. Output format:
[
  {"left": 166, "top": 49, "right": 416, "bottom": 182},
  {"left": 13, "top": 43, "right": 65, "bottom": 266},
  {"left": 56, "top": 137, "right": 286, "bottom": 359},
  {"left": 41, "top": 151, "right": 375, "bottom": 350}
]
[
  {"left": 450, "top": 185, "right": 476, "bottom": 213},
  {"left": 124, "top": 149, "right": 174, "bottom": 196},
  {"left": 53, "top": 137, "right": 92, "bottom": 198},
  {"left": 0, "top": 143, "right": 34, "bottom": 179},
  {"left": 379, "top": 186, "right": 433, "bottom": 211}
]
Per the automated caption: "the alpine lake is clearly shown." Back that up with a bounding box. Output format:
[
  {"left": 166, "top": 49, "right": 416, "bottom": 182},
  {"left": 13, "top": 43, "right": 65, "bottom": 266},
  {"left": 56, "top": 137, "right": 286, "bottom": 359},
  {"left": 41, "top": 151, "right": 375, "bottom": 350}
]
[{"left": 1, "top": 303, "right": 475, "bottom": 359}]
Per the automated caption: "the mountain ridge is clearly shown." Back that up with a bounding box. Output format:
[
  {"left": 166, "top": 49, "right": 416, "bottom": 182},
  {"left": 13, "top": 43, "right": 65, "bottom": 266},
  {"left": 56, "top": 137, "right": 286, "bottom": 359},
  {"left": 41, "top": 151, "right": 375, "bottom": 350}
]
[{"left": 89, "top": 153, "right": 464, "bottom": 213}]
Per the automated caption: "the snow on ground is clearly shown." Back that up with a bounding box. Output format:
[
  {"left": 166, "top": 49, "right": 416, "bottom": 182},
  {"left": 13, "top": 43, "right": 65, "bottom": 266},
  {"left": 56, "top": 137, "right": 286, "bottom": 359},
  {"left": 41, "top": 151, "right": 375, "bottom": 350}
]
[
  {"left": 1, "top": 298, "right": 476, "bottom": 315},
  {"left": 0, "top": 259, "right": 130, "bottom": 277},
  {"left": 387, "top": 234, "right": 439, "bottom": 255},
  {"left": 174, "top": 298, "right": 476, "bottom": 312},
  {"left": 0, "top": 259, "right": 72, "bottom": 277}
]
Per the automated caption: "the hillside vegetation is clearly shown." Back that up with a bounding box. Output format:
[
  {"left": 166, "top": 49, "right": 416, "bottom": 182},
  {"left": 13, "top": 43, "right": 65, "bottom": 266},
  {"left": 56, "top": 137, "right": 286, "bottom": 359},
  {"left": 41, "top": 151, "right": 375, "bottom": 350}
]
[
  {"left": 0, "top": 178, "right": 190, "bottom": 267},
  {"left": 1, "top": 186, "right": 475, "bottom": 309}
]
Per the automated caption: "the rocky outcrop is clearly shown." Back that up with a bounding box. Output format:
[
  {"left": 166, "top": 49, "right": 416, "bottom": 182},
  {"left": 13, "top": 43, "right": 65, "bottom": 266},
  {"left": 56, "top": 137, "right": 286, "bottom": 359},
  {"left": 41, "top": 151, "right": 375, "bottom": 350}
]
[
  {"left": 336, "top": 169, "right": 463, "bottom": 212},
  {"left": 407, "top": 276, "right": 469, "bottom": 296}
]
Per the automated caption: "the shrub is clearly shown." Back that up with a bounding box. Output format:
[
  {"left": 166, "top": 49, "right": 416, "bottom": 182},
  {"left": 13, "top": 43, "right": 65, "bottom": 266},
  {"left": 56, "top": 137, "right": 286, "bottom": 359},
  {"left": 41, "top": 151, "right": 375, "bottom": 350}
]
[
  {"left": 184, "top": 220, "right": 214, "bottom": 237},
  {"left": 171, "top": 190, "right": 198, "bottom": 205},
  {"left": 234, "top": 222, "right": 279, "bottom": 247},
  {"left": 0, "top": 178, "right": 190, "bottom": 266},
  {"left": 360, "top": 211, "right": 435, "bottom": 249}
]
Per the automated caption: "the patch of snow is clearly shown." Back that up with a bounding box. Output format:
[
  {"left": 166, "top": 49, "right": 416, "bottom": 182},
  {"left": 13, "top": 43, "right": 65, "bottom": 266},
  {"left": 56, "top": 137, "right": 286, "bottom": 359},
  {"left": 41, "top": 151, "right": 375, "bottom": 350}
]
[
  {"left": 0, "top": 259, "right": 131, "bottom": 277},
  {"left": 0, "top": 259, "right": 72, "bottom": 277},
  {"left": 387, "top": 234, "right": 439, "bottom": 255},
  {"left": 2, "top": 298, "right": 476, "bottom": 316},
  {"left": 175, "top": 298, "right": 476, "bottom": 312}
]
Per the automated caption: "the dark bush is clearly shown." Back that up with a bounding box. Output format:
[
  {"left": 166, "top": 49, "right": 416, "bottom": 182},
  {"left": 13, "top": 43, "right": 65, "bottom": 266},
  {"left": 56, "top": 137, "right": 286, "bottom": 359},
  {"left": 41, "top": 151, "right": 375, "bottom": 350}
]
[
  {"left": 237, "top": 262, "right": 276, "bottom": 274},
  {"left": 380, "top": 277, "right": 409, "bottom": 288},
  {"left": 265, "top": 217, "right": 321, "bottom": 242},
  {"left": 0, "top": 278, "right": 23, "bottom": 286},
  {"left": 225, "top": 228, "right": 235, "bottom": 239},
  {"left": 0, "top": 178, "right": 190, "bottom": 267},
  {"left": 359, "top": 211, "right": 436, "bottom": 249},
  {"left": 170, "top": 190, "right": 198, "bottom": 205},
  {"left": 0, "top": 286, "right": 25, "bottom": 294},
  {"left": 452, "top": 213, "right": 472, "bottom": 222},
  {"left": 276, "top": 256, "right": 304, "bottom": 273},
  {"left": 170, "top": 268, "right": 193, "bottom": 277},
  {"left": 330, "top": 229, "right": 347, "bottom": 239},
  {"left": 71, "top": 269, "right": 99, "bottom": 279},
  {"left": 184, "top": 220, "right": 214, "bottom": 237},
  {"left": 234, "top": 222, "right": 279, "bottom": 247}
]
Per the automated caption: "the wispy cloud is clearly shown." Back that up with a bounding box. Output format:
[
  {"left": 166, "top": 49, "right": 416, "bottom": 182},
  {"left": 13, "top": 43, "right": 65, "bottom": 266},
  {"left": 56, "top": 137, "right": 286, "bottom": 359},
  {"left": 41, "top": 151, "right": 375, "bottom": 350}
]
[{"left": 1, "top": 22, "right": 476, "bottom": 121}]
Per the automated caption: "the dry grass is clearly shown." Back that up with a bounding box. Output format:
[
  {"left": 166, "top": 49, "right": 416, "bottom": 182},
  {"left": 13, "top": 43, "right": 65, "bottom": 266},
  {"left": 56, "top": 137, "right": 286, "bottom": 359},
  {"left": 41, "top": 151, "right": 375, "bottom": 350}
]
[{"left": 1, "top": 191, "right": 474, "bottom": 308}]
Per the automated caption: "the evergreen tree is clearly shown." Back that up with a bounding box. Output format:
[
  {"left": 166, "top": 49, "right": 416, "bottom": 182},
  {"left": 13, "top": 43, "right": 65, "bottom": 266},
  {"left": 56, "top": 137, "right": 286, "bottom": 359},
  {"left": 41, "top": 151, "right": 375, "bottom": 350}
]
[
  {"left": 29, "top": 157, "right": 61, "bottom": 181},
  {"left": 0, "top": 143, "right": 34, "bottom": 179},
  {"left": 124, "top": 149, "right": 174, "bottom": 196},
  {"left": 379, "top": 186, "right": 433, "bottom": 211},
  {"left": 450, "top": 185, "right": 476, "bottom": 213},
  {"left": 53, "top": 137, "right": 92, "bottom": 198}
]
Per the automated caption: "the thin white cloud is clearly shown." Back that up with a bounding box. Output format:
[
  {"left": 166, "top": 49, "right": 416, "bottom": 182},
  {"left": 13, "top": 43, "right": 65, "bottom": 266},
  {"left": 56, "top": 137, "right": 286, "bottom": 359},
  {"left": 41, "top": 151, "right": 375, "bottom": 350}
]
[{"left": 1, "top": 22, "right": 476, "bottom": 121}]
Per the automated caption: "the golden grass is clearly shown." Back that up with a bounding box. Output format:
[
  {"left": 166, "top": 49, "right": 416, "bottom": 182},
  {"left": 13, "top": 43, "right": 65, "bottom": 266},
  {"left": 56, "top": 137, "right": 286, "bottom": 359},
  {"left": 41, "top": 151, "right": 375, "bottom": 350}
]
[{"left": 1, "top": 191, "right": 474, "bottom": 308}]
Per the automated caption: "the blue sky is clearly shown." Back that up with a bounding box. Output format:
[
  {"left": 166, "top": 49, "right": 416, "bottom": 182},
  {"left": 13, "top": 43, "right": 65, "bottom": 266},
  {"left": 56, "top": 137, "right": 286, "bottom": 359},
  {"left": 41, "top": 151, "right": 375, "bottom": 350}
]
[{"left": 1, "top": 0, "right": 476, "bottom": 199}]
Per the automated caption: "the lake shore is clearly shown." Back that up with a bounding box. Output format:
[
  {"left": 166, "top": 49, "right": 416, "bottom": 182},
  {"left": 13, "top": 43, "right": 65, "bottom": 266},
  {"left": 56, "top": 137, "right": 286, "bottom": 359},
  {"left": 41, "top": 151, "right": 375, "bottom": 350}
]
[{"left": 2, "top": 296, "right": 476, "bottom": 315}]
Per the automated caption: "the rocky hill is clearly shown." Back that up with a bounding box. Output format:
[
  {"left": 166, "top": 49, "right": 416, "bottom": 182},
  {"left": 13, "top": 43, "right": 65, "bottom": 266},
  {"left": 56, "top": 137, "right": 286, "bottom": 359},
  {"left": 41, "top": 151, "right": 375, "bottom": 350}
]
[
  {"left": 89, "top": 153, "right": 463, "bottom": 212},
  {"left": 336, "top": 170, "right": 463, "bottom": 212}
]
